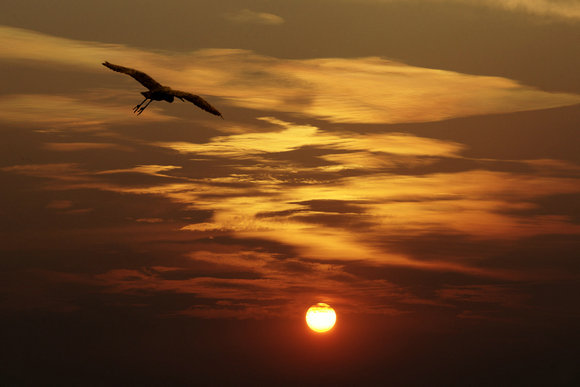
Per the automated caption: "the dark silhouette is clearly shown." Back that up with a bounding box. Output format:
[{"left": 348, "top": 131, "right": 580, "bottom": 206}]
[{"left": 102, "top": 61, "right": 223, "bottom": 118}]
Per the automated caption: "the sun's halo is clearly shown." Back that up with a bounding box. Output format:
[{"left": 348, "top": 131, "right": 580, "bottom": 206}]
[{"left": 305, "top": 303, "right": 336, "bottom": 333}]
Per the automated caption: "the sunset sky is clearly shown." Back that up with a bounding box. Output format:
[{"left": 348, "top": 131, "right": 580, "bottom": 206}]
[{"left": 1, "top": 1, "right": 579, "bottom": 385}]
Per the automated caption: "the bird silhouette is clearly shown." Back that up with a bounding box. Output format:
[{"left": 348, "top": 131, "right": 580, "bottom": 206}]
[{"left": 102, "top": 61, "right": 223, "bottom": 118}]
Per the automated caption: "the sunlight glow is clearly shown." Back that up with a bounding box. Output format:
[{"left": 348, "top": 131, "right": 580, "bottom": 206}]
[{"left": 306, "top": 303, "right": 337, "bottom": 333}]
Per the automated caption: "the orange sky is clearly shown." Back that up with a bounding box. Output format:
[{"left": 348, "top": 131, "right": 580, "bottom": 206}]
[{"left": 0, "top": 1, "right": 579, "bottom": 384}]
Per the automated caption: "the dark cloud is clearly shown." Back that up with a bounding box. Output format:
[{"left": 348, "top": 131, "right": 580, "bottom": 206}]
[
  {"left": 93, "top": 171, "right": 185, "bottom": 187},
  {"left": 292, "top": 213, "right": 376, "bottom": 229},
  {"left": 186, "top": 236, "right": 300, "bottom": 261},
  {"left": 500, "top": 192, "right": 580, "bottom": 223},
  {"left": 0, "top": 174, "right": 211, "bottom": 232},
  {"left": 157, "top": 268, "right": 262, "bottom": 281},
  {"left": 481, "top": 233, "right": 580, "bottom": 272},
  {"left": 399, "top": 104, "right": 580, "bottom": 163}
]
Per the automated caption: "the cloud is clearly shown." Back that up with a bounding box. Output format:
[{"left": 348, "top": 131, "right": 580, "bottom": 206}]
[
  {"left": 345, "top": 0, "right": 580, "bottom": 20},
  {"left": 158, "top": 117, "right": 464, "bottom": 159},
  {"left": 2, "top": 25, "right": 579, "bottom": 320},
  {"left": 217, "top": 55, "right": 580, "bottom": 124},
  {"left": 438, "top": 284, "right": 528, "bottom": 308},
  {"left": 4, "top": 112, "right": 579, "bottom": 285},
  {"left": 2, "top": 163, "right": 86, "bottom": 181},
  {"left": 96, "top": 165, "right": 182, "bottom": 177},
  {"left": 224, "top": 9, "right": 285, "bottom": 25},
  {"left": 44, "top": 142, "right": 129, "bottom": 151},
  {"left": 1, "top": 25, "right": 578, "bottom": 125},
  {"left": 46, "top": 200, "right": 74, "bottom": 210},
  {"left": 7, "top": 123, "right": 576, "bottom": 279},
  {"left": 462, "top": 0, "right": 580, "bottom": 20},
  {"left": 94, "top": 249, "right": 411, "bottom": 318},
  {"left": 174, "top": 167, "right": 580, "bottom": 280},
  {"left": 0, "top": 93, "right": 172, "bottom": 129}
]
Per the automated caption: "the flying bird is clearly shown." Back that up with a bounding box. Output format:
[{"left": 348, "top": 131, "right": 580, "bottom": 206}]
[{"left": 102, "top": 61, "right": 223, "bottom": 118}]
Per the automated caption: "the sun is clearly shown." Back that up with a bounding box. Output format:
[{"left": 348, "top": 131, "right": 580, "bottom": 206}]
[{"left": 305, "top": 303, "right": 337, "bottom": 333}]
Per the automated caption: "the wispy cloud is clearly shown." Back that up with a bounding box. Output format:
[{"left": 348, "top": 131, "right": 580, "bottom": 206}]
[
  {"left": 224, "top": 9, "right": 285, "bottom": 25},
  {"left": 2, "top": 24, "right": 579, "bottom": 320},
  {"left": 345, "top": 0, "right": 580, "bottom": 20},
  {"left": 0, "top": 94, "right": 172, "bottom": 129},
  {"left": 216, "top": 55, "right": 580, "bottom": 124},
  {"left": 2, "top": 163, "right": 86, "bottom": 181},
  {"left": 95, "top": 249, "right": 412, "bottom": 318},
  {"left": 462, "top": 0, "right": 580, "bottom": 20},
  {"left": 1, "top": 25, "right": 578, "bottom": 125},
  {"left": 158, "top": 117, "right": 464, "bottom": 158},
  {"left": 176, "top": 169, "right": 580, "bottom": 269},
  {"left": 44, "top": 142, "right": 129, "bottom": 151}
]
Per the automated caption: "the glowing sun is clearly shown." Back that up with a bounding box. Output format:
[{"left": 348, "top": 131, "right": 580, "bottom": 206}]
[{"left": 305, "top": 303, "right": 336, "bottom": 333}]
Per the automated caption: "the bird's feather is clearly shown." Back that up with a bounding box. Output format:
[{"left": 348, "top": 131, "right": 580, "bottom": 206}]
[
  {"left": 102, "top": 61, "right": 162, "bottom": 90},
  {"left": 171, "top": 89, "right": 223, "bottom": 118},
  {"left": 103, "top": 61, "right": 223, "bottom": 118}
]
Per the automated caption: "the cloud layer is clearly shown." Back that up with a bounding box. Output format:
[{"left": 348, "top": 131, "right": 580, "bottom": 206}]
[
  {"left": 1, "top": 25, "right": 579, "bottom": 126},
  {"left": 1, "top": 24, "right": 579, "bottom": 322}
]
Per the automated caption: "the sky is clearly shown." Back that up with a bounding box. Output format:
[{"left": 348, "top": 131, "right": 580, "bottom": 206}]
[{"left": 1, "top": 0, "right": 579, "bottom": 385}]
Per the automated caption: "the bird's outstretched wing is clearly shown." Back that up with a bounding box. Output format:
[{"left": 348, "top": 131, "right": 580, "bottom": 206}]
[
  {"left": 171, "top": 90, "right": 223, "bottom": 118},
  {"left": 102, "top": 61, "right": 162, "bottom": 90}
]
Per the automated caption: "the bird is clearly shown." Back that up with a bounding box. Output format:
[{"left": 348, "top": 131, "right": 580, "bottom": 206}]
[{"left": 102, "top": 61, "right": 223, "bottom": 118}]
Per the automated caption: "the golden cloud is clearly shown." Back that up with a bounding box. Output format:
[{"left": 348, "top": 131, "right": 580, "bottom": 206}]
[
  {"left": 96, "top": 165, "right": 182, "bottom": 177},
  {"left": 0, "top": 94, "right": 172, "bottom": 129},
  {"left": 173, "top": 169, "right": 580, "bottom": 280},
  {"left": 159, "top": 116, "right": 464, "bottom": 160},
  {"left": 2, "top": 24, "right": 579, "bottom": 292},
  {"left": 1, "top": 25, "right": 579, "bottom": 124}
]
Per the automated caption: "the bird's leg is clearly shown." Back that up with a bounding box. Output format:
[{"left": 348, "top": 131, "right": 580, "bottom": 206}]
[
  {"left": 136, "top": 99, "right": 153, "bottom": 115},
  {"left": 133, "top": 98, "right": 148, "bottom": 113}
]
